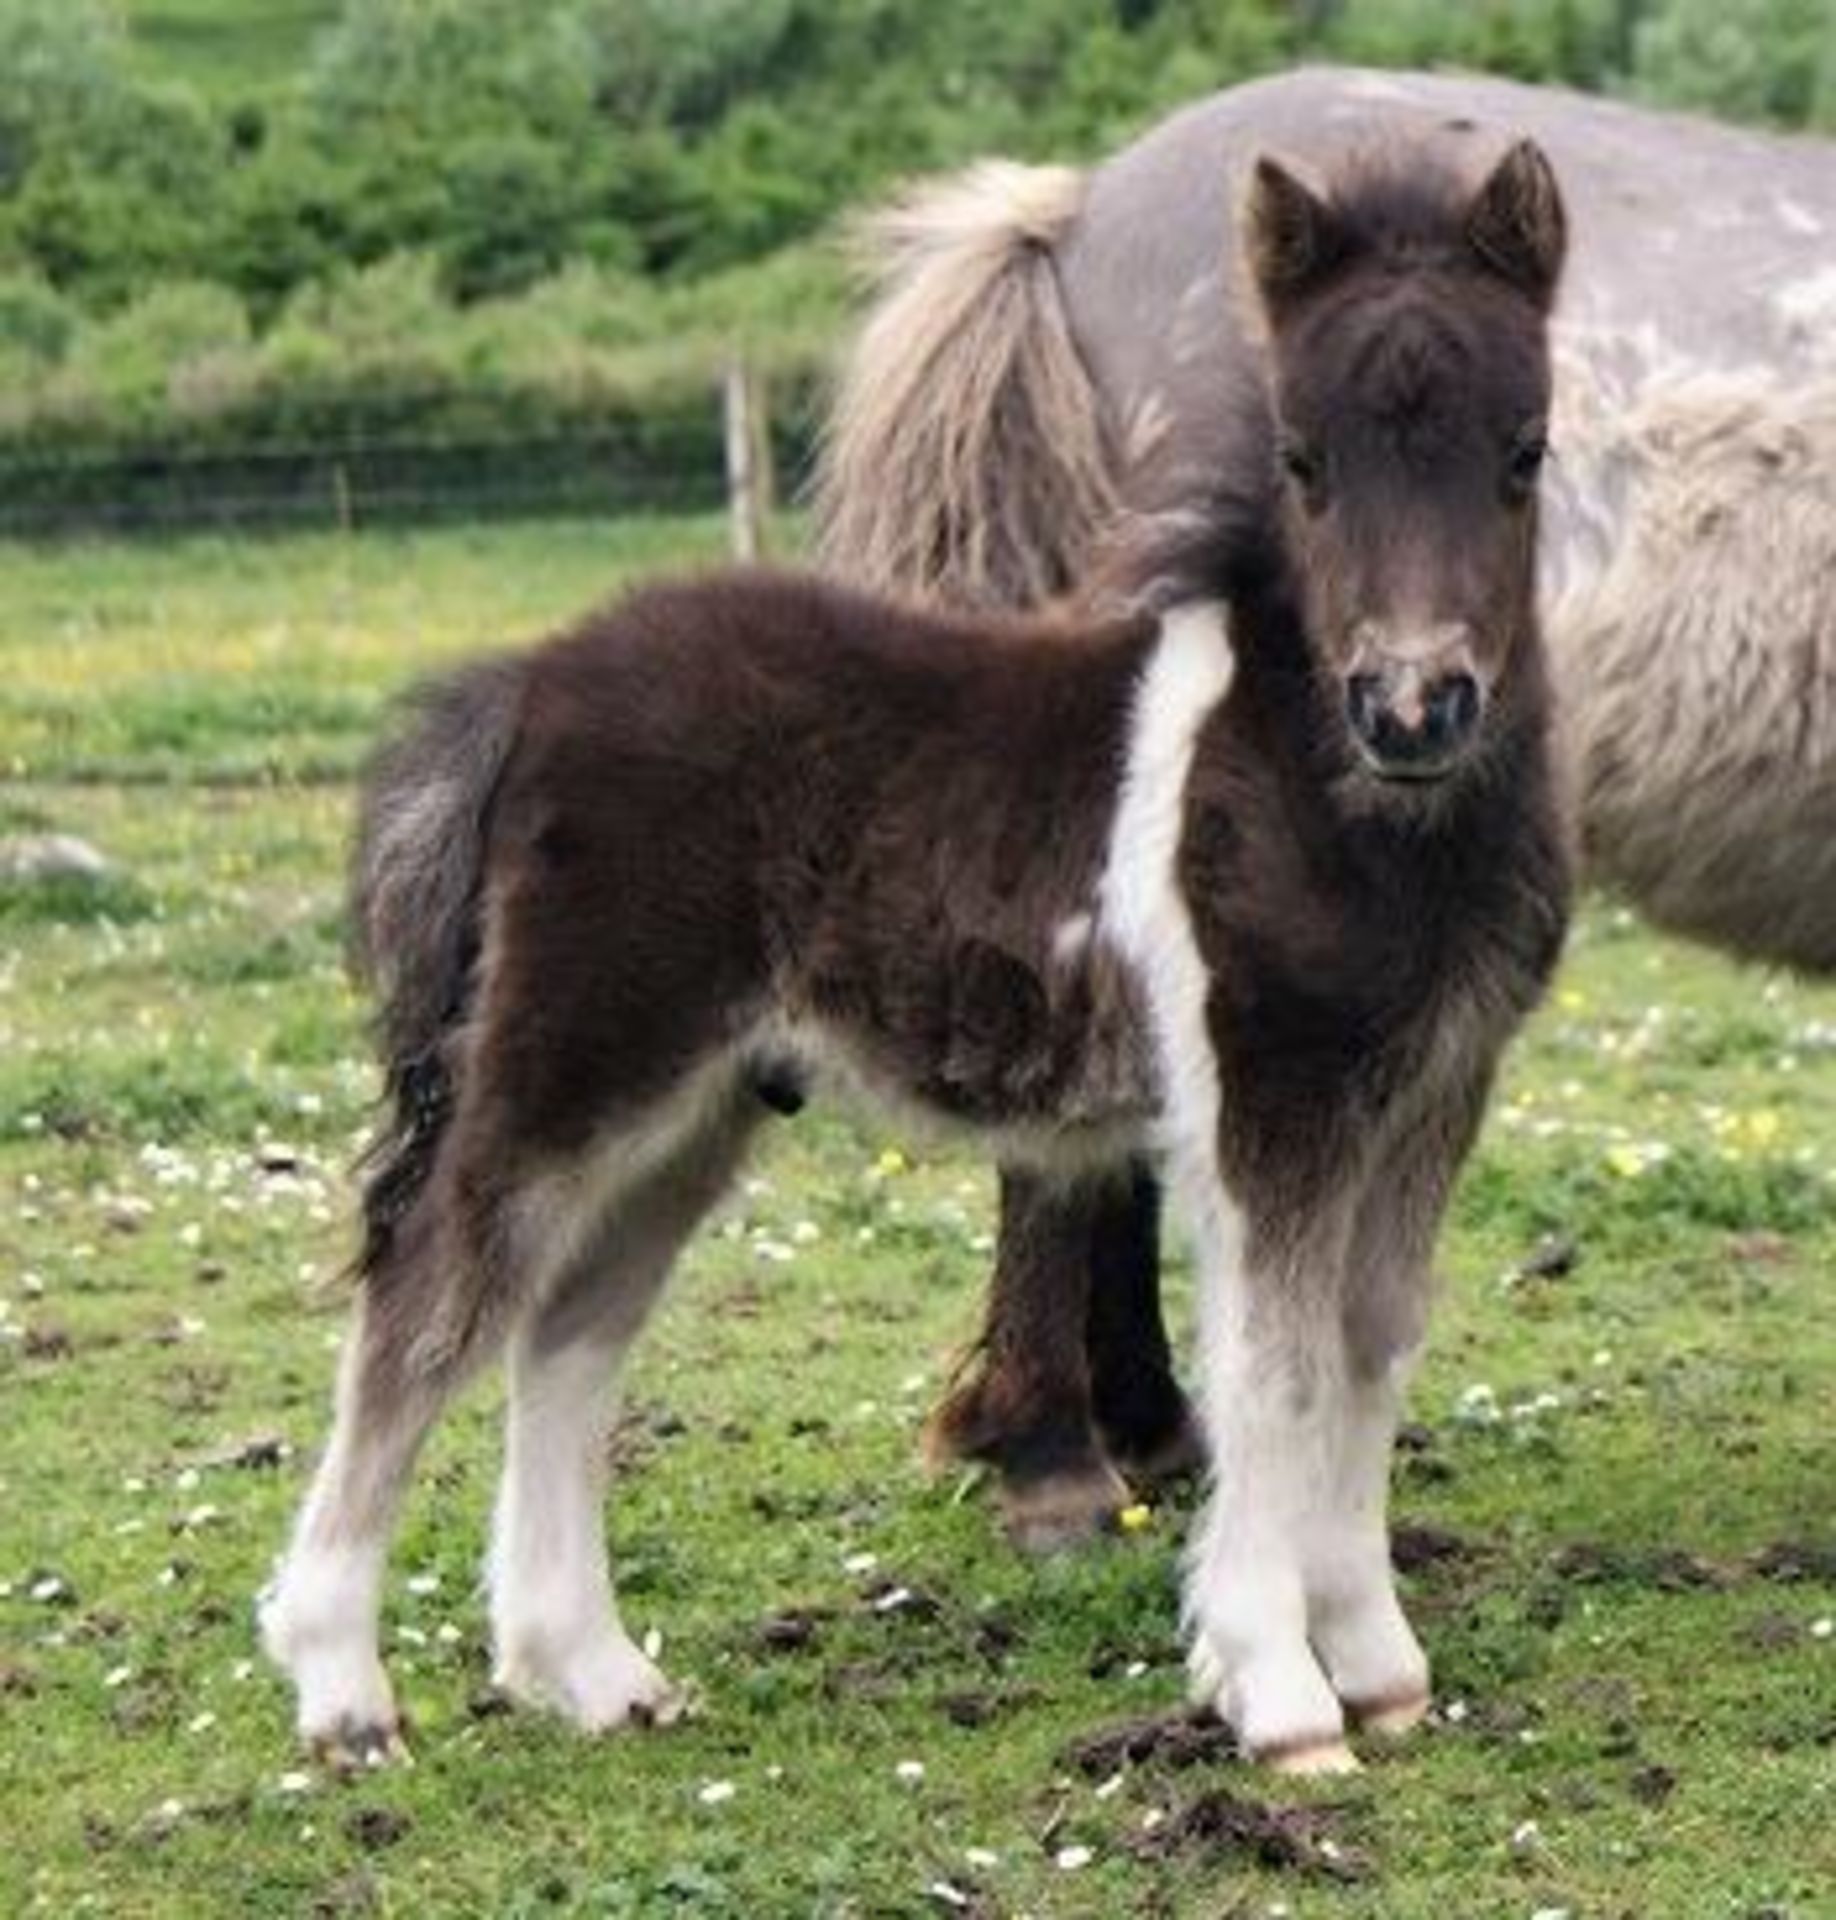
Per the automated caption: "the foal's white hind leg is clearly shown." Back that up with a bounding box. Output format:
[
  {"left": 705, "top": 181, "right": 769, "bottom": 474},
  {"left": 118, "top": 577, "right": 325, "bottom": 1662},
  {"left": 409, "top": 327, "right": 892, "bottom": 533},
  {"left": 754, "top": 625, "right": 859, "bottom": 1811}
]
[
  {"left": 488, "top": 1105, "right": 755, "bottom": 1732},
  {"left": 260, "top": 1300, "right": 475, "bottom": 1766},
  {"left": 489, "top": 1325, "right": 681, "bottom": 1730}
]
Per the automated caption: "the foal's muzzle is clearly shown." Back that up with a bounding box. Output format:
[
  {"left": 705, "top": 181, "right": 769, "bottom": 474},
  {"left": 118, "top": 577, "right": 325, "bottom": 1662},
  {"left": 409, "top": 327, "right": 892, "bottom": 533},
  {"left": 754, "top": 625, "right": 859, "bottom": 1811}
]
[{"left": 1345, "top": 631, "right": 1484, "bottom": 782}]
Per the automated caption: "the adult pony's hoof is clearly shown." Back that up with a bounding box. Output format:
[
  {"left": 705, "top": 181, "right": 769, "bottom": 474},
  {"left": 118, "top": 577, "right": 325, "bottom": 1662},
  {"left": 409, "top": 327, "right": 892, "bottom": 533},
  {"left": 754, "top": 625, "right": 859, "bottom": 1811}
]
[
  {"left": 999, "top": 1461, "right": 1134, "bottom": 1554},
  {"left": 1106, "top": 1402, "right": 1207, "bottom": 1484},
  {"left": 1264, "top": 1737, "right": 1362, "bottom": 1777},
  {"left": 1349, "top": 1690, "right": 1432, "bottom": 1738}
]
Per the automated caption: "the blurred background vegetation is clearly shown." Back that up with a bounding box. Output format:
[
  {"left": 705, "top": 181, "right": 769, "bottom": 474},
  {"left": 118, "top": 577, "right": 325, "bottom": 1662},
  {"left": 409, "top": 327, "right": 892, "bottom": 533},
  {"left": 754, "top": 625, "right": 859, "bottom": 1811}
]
[{"left": 0, "top": 0, "right": 1830, "bottom": 530}]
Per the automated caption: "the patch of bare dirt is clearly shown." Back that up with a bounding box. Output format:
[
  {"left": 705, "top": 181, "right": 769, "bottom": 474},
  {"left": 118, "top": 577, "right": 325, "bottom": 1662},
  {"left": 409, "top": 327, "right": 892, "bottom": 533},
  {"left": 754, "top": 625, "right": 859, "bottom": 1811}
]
[
  {"left": 1129, "top": 1790, "right": 1370, "bottom": 1882},
  {"left": 1390, "top": 1523, "right": 1477, "bottom": 1573},
  {"left": 1549, "top": 1542, "right": 1727, "bottom": 1590},
  {"left": 1748, "top": 1539, "right": 1836, "bottom": 1584},
  {"left": 1064, "top": 1707, "right": 1241, "bottom": 1776}
]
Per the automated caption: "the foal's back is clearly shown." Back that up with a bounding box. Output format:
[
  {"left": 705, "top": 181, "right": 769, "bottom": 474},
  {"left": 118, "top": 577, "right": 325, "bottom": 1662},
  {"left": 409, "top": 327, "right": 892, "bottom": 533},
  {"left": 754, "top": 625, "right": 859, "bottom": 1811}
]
[{"left": 472, "top": 570, "right": 1156, "bottom": 1154}]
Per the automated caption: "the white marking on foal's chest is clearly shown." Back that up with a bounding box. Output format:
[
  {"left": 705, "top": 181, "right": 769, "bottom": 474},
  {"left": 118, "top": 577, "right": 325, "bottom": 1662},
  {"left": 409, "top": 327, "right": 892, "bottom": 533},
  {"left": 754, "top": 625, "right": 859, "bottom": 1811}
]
[
  {"left": 1099, "top": 602, "right": 1235, "bottom": 1208},
  {"left": 1051, "top": 911, "right": 1094, "bottom": 964}
]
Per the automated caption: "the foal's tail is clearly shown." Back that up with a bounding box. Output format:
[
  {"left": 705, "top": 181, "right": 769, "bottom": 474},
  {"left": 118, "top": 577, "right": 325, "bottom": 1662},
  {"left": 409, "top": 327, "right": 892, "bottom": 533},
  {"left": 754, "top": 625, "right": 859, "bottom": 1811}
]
[
  {"left": 348, "top": 656, "right": 525, "bottom": 1280},
  {"left": 812, "top": 160, "right": 1118, "bottom": 609}
]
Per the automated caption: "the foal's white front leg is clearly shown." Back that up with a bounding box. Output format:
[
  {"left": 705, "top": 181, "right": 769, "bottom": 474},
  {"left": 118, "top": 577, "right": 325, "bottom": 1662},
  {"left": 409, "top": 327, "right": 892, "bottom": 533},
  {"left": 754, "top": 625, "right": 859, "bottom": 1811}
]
[
  {"left": 1179, "top": 1185, "right": 1358, "bottom": 1771},
  {"left": 1302, "top": 1356, "right": 1429, "bottom": 1735},
  {"left": 1181, "top": 1183, "right": 1430, "bottom": 1767}
]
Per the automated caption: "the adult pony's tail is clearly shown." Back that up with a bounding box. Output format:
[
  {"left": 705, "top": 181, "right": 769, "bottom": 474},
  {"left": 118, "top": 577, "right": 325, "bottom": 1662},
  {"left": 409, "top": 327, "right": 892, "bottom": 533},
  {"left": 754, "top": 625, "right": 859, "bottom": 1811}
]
[
  {"left": 813, "top": 160, "right": 1118, "bottom": 608},
  {"left": 347, "top": 657, "right": 525, "bottom": 1282}
]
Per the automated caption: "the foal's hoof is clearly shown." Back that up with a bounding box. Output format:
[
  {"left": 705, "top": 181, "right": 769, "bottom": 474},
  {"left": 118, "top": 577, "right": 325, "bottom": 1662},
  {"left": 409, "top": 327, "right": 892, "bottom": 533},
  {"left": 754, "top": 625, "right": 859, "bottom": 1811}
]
[
  {"left": 1264, "top": 1737, "right": 1362, "bottom": 1777},
  {"left": 495, "top": 1633, "right": 684, "bottom": 1734},
  {"left": 1349, "top": 1690, "right": 1432, "bottom": 1739},
  {"left": 313, "top": 1718, "right": 413, "bottom": 1773},
  {"left": 999, "top": 1462, "right": 1133, "bottom": 1555}
]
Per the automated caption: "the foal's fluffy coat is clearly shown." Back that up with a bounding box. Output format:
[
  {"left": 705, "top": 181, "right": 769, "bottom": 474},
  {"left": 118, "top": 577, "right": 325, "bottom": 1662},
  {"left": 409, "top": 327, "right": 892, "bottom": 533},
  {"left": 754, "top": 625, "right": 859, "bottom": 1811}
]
[{"left": 264, "top": 143, "right": 1570, "bottom": 1774}]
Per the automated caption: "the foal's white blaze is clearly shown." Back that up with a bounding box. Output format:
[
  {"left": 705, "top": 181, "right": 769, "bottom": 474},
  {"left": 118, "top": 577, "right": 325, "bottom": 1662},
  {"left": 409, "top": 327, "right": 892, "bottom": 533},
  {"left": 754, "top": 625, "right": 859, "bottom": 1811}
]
[{"left": 1100, "top": 601, "right": 1361, "bottom": 1764}]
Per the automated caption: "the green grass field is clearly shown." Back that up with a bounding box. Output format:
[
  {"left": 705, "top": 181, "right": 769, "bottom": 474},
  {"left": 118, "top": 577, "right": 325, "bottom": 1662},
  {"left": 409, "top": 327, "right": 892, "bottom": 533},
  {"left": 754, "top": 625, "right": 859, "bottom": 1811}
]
[
  {"left": 2, "top": 518, "right": 1834, "bottom": 1918},
  {"left": 123, "top": 1, "right": 340, "bottom": 103}
]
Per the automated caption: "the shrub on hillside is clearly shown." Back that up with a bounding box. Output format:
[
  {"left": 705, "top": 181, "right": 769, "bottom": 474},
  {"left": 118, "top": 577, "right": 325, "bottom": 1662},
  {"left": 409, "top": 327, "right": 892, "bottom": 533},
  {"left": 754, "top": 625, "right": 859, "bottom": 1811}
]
[
  {"left": 53, "top": 280, "right": 251, "bottom": 424},
  {"left": 1632, "top": 0, "right": 1834, "bottom": 125},
  {"left": 0, "top": 0, "right": 130, "bottom": 190},
  {"left": 0, "top": 267, "right": 74, "bottom": 363}
]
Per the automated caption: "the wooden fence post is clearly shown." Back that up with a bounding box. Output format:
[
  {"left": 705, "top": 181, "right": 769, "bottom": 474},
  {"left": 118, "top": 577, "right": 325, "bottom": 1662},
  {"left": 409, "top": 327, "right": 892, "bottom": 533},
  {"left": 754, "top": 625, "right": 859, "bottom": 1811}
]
[{"left": 724, "top": 357, "right": 773, "bottom": 561}]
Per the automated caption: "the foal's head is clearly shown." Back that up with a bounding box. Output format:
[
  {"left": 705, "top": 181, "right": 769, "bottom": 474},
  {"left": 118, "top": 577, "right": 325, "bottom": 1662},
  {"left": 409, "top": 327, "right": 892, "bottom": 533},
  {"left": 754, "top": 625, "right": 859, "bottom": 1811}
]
[{"left": 1243, "top": 140, "right": 1566, "bottom": 784}]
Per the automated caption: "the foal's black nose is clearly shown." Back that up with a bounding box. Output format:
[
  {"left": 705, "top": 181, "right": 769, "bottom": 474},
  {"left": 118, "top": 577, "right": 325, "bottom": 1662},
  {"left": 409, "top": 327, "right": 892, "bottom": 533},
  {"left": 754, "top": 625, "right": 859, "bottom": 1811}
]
[{"left": 1346, "top": 661, "right": 1483, "bottom": 779}]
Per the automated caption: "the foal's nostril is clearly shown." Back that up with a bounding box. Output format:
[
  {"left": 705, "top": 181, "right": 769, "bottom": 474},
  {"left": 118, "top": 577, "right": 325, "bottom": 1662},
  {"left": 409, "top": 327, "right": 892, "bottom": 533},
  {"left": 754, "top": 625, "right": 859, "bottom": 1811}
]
[
  {"left": 1424, "top": 671, "right": 1481, "bottom": 748},
  {"left": 1346, "top": 672, "right": 1385, "bottom": 743}
]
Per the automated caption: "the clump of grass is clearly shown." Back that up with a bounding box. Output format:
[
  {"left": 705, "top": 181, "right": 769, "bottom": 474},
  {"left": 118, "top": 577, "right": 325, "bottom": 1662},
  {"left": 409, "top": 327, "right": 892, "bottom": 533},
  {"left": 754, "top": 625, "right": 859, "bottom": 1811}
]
[
  {"left": 1461, "top": 1138, "right": 1833, "bottom": 1249},
  {"left": 0, "top": 1047, "right": 353, "bottom": 1144},
  {"left": 0, "top": 870, "right": 157, "bottom": 926},
  {"left": 174, "top": 918, "right": 344, "bottom": 988}
]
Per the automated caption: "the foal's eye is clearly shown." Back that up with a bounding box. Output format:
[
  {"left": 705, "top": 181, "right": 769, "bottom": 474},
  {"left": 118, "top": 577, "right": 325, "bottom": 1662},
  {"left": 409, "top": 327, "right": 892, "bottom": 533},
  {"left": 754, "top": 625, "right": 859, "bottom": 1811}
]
[{"left": 1506, "top": 430, "right": 1549, "bottom": 497}]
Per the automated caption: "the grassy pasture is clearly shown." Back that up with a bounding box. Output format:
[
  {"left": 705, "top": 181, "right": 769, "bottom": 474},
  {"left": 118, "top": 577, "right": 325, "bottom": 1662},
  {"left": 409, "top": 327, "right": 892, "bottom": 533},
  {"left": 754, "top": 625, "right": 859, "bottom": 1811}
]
[
  {"left": 123, "top": 1, "right": 341, "bottom": 103},
  {"left": 2, "top": 517, "right": 1834, "bottom": 1918}
]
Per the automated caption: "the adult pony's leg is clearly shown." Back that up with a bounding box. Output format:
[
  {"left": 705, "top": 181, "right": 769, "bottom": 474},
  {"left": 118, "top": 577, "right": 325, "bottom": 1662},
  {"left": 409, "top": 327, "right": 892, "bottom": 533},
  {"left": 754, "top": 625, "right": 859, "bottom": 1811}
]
[
  {"left": 925, "top": 1168, "right": 1132, "bottom": 1552},
  {"left": 926, "top": 1165, "right": 1200, "bottom": 1548},
  {"left": 489, "top": 1098, "right": 758, "bottom": 1728},
  {"left": 1085, "top": 1162, "right": 1203, "bottom": 1481}
]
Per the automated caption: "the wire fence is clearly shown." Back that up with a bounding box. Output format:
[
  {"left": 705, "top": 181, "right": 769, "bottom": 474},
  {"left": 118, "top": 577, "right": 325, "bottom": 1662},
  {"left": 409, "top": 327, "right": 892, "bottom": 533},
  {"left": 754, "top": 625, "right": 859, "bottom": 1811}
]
[
  {"left": 0, "top": 436, "right": 728, "bottom": 537},
  {"left": 0, "top": 376, "right": 818, "bottom": 538}
]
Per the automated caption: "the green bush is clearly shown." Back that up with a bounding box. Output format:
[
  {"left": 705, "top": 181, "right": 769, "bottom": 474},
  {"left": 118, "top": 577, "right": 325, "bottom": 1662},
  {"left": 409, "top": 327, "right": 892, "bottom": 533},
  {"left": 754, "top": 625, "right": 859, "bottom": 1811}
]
[
  {"left": 440, "top": 131, "right": 590, "bottom": 301},
  {"left": 304, "top": 0, "right": 599, "bottom": 144},
  {"left": 0, "top": 0, "right": 133, "bottom": 190},
  {"left": 55, "top": 280, "right": 251, "bottom": 420},
  {"left": 1632, "top": 0, "right": 1834, "bottom": 126},
  {"left": 0, "top": 267, "right": 74, "bottom": 363}
]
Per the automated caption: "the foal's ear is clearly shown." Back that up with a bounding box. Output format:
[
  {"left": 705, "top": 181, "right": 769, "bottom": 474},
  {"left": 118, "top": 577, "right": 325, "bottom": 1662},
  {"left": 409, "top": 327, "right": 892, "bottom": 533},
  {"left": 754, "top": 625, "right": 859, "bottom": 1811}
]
[
  {"left": 1243, "top": 155, "right": 1346, "bottom": 314},
  {"left": 1465, "top": 138, "right": 1567, "bottom": 306}
]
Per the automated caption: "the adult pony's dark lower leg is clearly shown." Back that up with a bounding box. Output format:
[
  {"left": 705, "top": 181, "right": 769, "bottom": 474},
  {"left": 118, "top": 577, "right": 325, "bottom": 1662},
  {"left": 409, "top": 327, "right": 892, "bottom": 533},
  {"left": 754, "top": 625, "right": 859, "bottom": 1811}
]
[
  {"left": 927, "top": 1169, "right": 1125, "bottom": 1549},
  {"left": 1085, "top": 1164, "right": 1202, "bottom": 1480},
  {"left": 927, "top": 1164, "right": 1198, "bottom": 1549}
]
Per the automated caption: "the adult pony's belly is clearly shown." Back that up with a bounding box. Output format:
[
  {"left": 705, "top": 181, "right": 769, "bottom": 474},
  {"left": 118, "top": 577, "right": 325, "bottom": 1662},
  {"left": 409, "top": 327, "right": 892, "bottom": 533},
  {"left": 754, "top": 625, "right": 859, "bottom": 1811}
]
[{"left": 1545, "top": 372, "right": 1836, "bottom": 974}]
